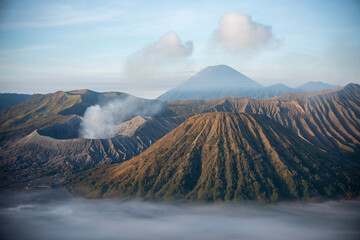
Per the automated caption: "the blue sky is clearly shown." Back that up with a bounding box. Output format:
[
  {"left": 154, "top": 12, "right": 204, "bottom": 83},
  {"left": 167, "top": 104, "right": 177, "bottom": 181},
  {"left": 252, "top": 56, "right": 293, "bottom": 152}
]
[{"left": 0, "top": 0, "right": 359, "bottom": 98}]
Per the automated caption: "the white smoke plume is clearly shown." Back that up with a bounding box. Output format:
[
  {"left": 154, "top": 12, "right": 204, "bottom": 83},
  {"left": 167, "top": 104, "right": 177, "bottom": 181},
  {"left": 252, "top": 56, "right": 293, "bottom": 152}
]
[{"left": 79, "top": 96, "right": 163, "bottom": 139}]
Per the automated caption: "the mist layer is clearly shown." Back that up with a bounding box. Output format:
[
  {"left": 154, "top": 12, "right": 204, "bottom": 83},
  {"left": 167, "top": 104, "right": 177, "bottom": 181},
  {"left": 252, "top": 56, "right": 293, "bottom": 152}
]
[{"left": 0, "top": 190, "right": 359, "bottom": 240}]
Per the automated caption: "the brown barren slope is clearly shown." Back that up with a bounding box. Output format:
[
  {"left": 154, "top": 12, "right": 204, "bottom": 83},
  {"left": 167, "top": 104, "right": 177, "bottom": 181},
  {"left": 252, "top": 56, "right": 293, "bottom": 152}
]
[
  {"left": 208, "top": 84, "right": 360, "bottom": 153},
  {"left": 68, "top": 113, "right": 359, "bottom": 202}
]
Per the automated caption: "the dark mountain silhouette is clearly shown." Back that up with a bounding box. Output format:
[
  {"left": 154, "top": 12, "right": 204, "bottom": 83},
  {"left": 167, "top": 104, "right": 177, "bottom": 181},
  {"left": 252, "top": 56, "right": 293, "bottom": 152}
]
[{"left": 0, "top": 93, "right": 31, "bottom": 110}]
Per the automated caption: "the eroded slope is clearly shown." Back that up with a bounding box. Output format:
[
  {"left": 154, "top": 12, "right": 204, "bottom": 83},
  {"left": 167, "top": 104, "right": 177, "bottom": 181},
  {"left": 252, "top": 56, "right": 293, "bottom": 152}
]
[{"left": 69, "top": 113, "right": 360, "bottom": 201}]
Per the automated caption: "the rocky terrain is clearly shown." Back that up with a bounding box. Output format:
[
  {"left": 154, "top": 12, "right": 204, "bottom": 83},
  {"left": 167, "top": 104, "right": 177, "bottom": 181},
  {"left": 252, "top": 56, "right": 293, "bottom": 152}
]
[
  {"left": 0, "top": 115, "right": 185, "bottom": 189},
  {"left": 68, "top": 112, "right": 359, "bottom": 201},
  {"left": 0, "top": 67, "right": 359, "bottom": 202},
  {"left": 207, "top": 84, "right": 360, "bottom": 153},
  {"left": 0, "top": 89, "right": 162, "bottom": 143}
]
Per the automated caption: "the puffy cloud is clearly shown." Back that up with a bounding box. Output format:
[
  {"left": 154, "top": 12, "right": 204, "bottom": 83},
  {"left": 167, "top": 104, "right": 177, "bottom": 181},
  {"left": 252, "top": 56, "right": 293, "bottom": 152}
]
[
  {"left": 148, "top": 32, "right": 193, "bottom": 58},
  {"left": 125, "top": 32, "right": 193, "bottom": 82},
  {"left": 213, "top": 12, "right": 274, "bottom": 53}
]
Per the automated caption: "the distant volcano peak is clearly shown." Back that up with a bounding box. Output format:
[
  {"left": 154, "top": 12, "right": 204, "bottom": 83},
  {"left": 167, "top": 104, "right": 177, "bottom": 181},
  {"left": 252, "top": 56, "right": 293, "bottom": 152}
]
[
  {"left": 157, "top": 65, "right": 263, "bottom": 100},
  {"left": 194, "top": 65, "right": 246, "bottom": 78},
  {"left": 201, "top": 64, "right": 236, "bottom": 72}
]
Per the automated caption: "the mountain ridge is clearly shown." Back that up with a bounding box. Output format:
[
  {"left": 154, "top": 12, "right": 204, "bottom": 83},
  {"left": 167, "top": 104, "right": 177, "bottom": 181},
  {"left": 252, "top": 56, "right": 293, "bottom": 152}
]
[
  {"left": 0, "top": 115, "right": 186, "bottom": 189},
  {"left": 0, "top": 89, "right": 161, "bottom": 143},
  {"left": 1, "top": 83, "right": 359, "bottom": 195},
  {"left": 0, "top": 93, "right": 31, "bottom": 110},
  {"left": 295, "top": 81, "right": 340, "bottom": 92},
  {"left": 157, "top": 65, "right": 342, "bottom": 101},
  {"left": 206, "top": 83, "right": 360, "bottom": 153},
  {"left": 68, "top": 112, "right": 360, "bottom": 201}
]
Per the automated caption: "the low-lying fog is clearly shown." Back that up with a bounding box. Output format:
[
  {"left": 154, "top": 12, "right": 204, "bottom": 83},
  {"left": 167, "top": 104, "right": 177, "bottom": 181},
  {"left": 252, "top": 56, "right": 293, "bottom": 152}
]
[{"left": 0, "top": 190, "right": 359, "bottom": 240}]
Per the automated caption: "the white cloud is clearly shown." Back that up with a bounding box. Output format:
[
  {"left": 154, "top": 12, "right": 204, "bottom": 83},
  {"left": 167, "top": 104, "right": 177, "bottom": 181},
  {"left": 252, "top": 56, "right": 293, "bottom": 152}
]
[
  {"left": 213, "top": 12, "right": 274, "bottom": 53},
  {"left": 149, "top": 32, "right": 193, "bottom": 58},
  {"left": 125, "top": 32, "right": 193, "bottom": 82}
]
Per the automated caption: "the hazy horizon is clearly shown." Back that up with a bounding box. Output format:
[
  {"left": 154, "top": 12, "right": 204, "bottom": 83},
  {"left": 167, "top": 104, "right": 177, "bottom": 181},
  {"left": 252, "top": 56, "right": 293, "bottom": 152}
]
[
  {"left": 0, "top": 65, "right": 347, "bottom": 98},
  {"left": 0, "top": 0, "right": 359, "bottom": 98}
]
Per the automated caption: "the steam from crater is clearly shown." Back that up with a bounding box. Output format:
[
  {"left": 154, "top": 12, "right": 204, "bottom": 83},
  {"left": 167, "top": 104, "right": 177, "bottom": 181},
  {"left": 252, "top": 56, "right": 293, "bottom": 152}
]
[{"left": 79, "top": 96, "right": 163, "bottom": 139}]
